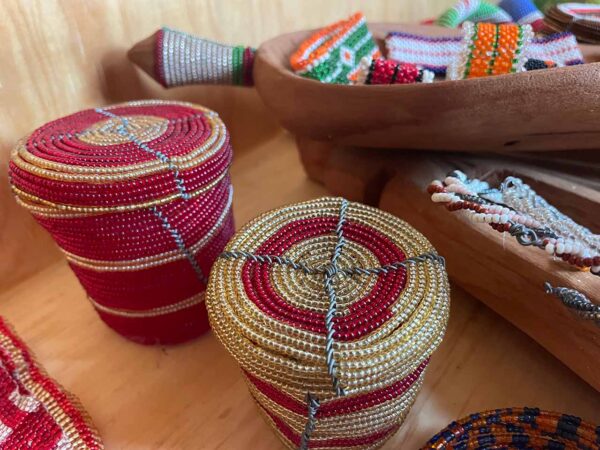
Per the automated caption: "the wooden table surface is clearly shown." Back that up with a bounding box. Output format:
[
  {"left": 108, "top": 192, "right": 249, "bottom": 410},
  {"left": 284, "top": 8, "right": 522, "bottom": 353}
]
[{"left": 1, "top": 132, "right": 599, "bottom": 450}]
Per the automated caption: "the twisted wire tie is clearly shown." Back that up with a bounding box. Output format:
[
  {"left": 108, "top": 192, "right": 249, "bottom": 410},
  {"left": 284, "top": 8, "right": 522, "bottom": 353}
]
[
  {"left": 298, "top": 393, "right": 320, "bottom": 450},
  {"left": 544, "top": 282, "right": 600, "bottom": 325}
]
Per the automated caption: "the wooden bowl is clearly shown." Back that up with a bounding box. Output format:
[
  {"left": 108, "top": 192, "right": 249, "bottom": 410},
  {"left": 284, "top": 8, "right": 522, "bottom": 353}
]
[{"left": 254, "top": 24, "right": 600, "bottom": 153}]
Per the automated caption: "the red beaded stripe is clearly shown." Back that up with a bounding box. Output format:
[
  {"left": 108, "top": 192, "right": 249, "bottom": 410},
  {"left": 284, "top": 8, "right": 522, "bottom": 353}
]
[
  {"left": 241, "top": 217, "right": 406, "bottom": 340},
  {"left": 263, "top": 404, "right": 400, "bottom": 449},
  {"left": 245, "top": 359, "right": 428, "bottom": 418}
]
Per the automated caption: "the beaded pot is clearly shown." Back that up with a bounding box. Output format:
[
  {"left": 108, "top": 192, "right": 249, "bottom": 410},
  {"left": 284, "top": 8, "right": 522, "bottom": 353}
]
[
  {"left": 9, "top": 100, "right": 234, "bottom": 345},
  {"left": 207, "top": 197, "right": 450, "bottom": 449}
]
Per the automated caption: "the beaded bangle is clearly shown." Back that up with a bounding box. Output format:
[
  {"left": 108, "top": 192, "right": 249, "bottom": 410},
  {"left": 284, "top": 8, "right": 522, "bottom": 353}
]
[
  {"left": 0, "top": 317, "right": 103, "bottom": 449},
  {"left": 9, "top": 100, "right": 235, "bottom": 344},
  {"left": 500, "top": 0, "right": 546, "bottom": 31},
  {"left": 289, "top": 12, "right": 381, "bottom": 84},
  {"left": 206, "top": 197, "right": 450, "bottom": 449},
  {"left": 155, "top": 27, "right": 255, "bottom": 87},
  {"left": 428, "top": 171, "right": 600, "bottom": 275},
  {"left": 437, "top": 0, "right": 512, "bottom": 28},
  {"left": 356, "top": 57, "right": 435, "bottom": 85},
  {"left": 385, "top": 29, "right": 582, "bottom": 75},
  {"left": 421, "top": 407, "right": 600, "bottom": 449},
  {"left": 447, "top": 22, "right": 533, "bottom": 80}
]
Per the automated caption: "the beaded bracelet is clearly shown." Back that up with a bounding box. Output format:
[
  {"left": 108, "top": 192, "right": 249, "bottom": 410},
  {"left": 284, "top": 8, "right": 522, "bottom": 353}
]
[
  {"left": 155, "top": 27, "right": 255, "bottom": 87},
  {"left": 9, "top": 100, "right": 235, "bottom": 344},
  {"left": 421, "top": 407, "right": 600, "bottom": 449},
  {"left": 355, "top": 57, "right": 435, "bottom": 85},
  {"left": 500, "top": 0, "right": 545, "bottom": 31},
  {"left": 0, "top": 317, "right": 103, "bottom": 449},
  {"left": 386, "top": 29, "right": 583, "bottom": 74},
  {"left": 428, "top": 171, "right": 600, "bottom": 275},
  {"left": 206, "top": 197, "right": 450, "bottom": 450},
  {"left": 437, "top": 0, "right": 512, "bottom": 28},
  {"left": 289, "top": 12, "right": 381, "bottom": 84},
  {"left": 447, "top": 22, "right": 533, "bottom": 80}
]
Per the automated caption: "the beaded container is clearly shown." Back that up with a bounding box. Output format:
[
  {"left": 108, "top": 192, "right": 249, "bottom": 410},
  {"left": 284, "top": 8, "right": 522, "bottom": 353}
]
[
  {"left": 289, "top": 12, "right": 381, "bottom": 84},
  {"left": 9, "top": 100, "right": 234, "bottom": 345},
  {"left": 421, "top": 407, "right": 600, "bottom": 449},
  {"left": 207, "top": 197, "right": 450, "bottom": 449}
]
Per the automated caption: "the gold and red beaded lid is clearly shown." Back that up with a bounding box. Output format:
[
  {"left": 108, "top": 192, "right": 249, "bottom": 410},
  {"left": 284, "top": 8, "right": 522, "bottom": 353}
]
[
  {"left": 9, "top": 100, "right": 231, "bottom": 216},
  {"left": 207, "top": 197, "right": 450, "bottom": 398}
]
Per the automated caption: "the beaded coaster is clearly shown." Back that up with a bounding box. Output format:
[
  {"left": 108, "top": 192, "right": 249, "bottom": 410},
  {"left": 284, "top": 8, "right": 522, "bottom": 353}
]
[
  {"left": 437, "top": 0, "right": 512, "bottom": 28},
  {"left": 207, "top": 197, "right": 450, "bottom": 450},
  {"left": 385, "top": 29, "right": 582, "bottom": 75},
  {"left": 428, "top": 171, "right": 600, "bottom": 275},
  {"left": 0, "top": 317, "right": 103, "bottom": 449},
  {"left": 155, "top": 27, "right": 255, "bottom": 87},
  {"left": 421, "top": 407, "right": 600, "bottom": 449},
  {"left": 289, "top": 12, "right": 381, "bottom": 84},
  {"left": 447, "top": 22, "right": 533, "bottom": 80},
  {"left": 356, "top": 57, "right": 435, "bottom": 85},
  {"left": 9, "top": 100, "right": 235, "bottom": 345}
]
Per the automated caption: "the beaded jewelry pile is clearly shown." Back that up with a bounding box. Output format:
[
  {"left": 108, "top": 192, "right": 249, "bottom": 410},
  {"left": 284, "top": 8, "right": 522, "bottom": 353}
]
[
  {"left": 0, "top": 317, "right": 103, "bottom": 449},
  {"left": 207, "top": 197, "right": 450, "bottom": 450},
  {"left": 428, "top": 171, "right": 600, "bottom": 275},
  {"left": 290, "top": 13, "right": 380, "bottom": 84},
  {"left": 386, "top": 28, "right": 583, "bottom": 76},
  {"left": 421, "top": 407, "right": 600, "bottom": 449},
  {"left": 9, "top": 100, "right": 234, "bottom": 344},
  {"left": 155, "top": 27, "right": 255, "bottom": 87}
]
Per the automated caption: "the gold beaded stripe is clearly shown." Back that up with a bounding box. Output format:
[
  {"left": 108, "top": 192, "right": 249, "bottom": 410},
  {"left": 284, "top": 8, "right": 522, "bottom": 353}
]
[
  {"left": 244, "top": 370, "right": 425, "bottom": 438},
  {"left": 206, "top": 197, "right": 450, "bottom": 399},
  {"left": 88, "top": 292, "right": 205, "bottom": 318},
  {"left": 62, "top": 187, "right": 233, "bottom": 271},
  {"left": 0, "top": 324, "right": 103, "bottom": 449}
]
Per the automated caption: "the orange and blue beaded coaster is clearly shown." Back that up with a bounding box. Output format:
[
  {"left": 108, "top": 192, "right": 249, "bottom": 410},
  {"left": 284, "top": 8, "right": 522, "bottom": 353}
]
[{"left": 0, "top": 317, "right": 103, "bottom": 449}]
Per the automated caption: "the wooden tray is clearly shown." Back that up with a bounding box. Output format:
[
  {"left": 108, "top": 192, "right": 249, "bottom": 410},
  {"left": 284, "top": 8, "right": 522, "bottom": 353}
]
[
  {"left": 297, "top": 137, "right": 600, "bottom": 391},
  {"left": 253, "top": 23, "right": 600, "bottom": 153}
]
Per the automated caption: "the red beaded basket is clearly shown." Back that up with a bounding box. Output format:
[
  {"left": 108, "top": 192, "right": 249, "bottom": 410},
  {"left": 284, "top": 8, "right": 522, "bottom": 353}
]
[
  {"left": 9, "top": 100, "right": 234, "bottom": 345},
  {"left": 207, "top": 198, "right": 450, "bottom": 449}
]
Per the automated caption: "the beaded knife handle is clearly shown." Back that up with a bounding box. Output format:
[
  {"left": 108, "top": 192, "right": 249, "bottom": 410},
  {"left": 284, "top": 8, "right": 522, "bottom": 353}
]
[{"left": 128, "top": 27, "right": 255, "bottom": 88}]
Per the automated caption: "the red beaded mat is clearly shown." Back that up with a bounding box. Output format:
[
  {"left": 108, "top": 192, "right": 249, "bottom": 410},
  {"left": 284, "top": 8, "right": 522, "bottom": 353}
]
[
  {"left": 0, "top": 317, "right": 102, "bottom": 449},
  {"left": 9, "top": 100, "right": 234, "bottom": 344},
  {"left": 207, "top": 198, "right": 450, "bottom": 449}
]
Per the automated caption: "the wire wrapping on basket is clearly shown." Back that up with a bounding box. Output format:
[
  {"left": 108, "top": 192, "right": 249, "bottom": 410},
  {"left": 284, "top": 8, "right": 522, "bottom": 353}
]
[{"left": 207, "top": 197, "right": 450, "bottom": 449}]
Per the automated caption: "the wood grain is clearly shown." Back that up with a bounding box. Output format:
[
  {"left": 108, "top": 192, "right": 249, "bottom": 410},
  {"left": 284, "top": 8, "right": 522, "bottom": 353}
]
[
  {"left": 297, "top": 139, "right": 600, "bottom": 392},
  {"left": 1, "top": 134, "right": 599, "bottom": 450}
]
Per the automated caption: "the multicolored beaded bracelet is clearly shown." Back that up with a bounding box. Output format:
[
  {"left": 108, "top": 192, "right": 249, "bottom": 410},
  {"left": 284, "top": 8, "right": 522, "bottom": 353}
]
[
  {"left": 500, "top": 0, "right": 546, "bottom": 31},
  {"left": 0, "top": 317, "right": 103, "bottom": 449},
  {"left": 437, "top": 0, "right": 512, "bottom": 28},
  {"left": 421, "top": 407, "right": 600, "bottom": 449},
  {"left": 207, "top": 197, "right": 450, "bottom": 450},
  {"left": 447, "top": 22, "right": 533, "bottom": 80},
  {"left": 386, "top": 29, "right": 583, "bottom": 74},
  {"left": 155, "top": 27, "right": 255, "bottom": 87},
  {"left": 356, "top": 57, "right": 435, "bottom": 85},
  {"left": 289, "top": 12, "right": 381, "bottom": 84},
  {"left": 428, "top": 171, "right": 600, "bottom": 275},
  {"left": 9, "top": 100, "right": 236, "bottom": 345}
]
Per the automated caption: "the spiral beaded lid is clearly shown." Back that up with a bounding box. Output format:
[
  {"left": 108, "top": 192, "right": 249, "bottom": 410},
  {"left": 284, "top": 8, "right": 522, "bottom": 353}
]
[
  {"left": 207, "top": 197, "right": 450, "bottom": 449},
  {"left": 10, "top": 100, "right": 231, "bottom": 215},
  {"left": 9, "top": 100, "right": 234, "bottom": 344}
]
